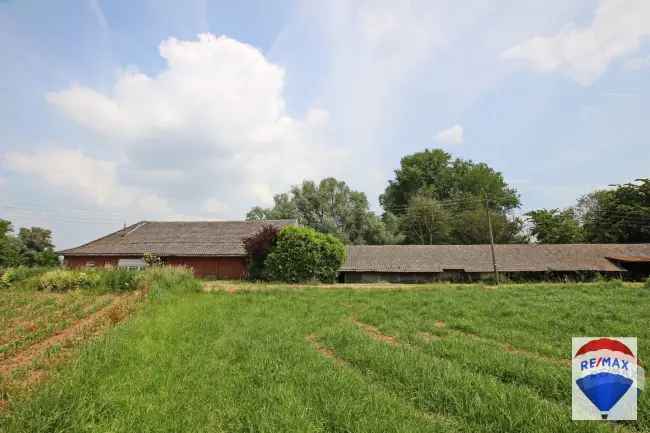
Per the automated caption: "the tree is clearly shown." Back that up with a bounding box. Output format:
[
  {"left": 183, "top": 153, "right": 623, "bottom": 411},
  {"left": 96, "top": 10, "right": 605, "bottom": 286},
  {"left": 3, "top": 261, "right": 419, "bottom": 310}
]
[
  {"left": 243, "top": 224, "right": 280, "bottom": 280},
  {"left": 580, "top": 179, "right": 650, "bottom": 243},
  {"left": 18, "top": 227, "right": 59, "bottom": 266},
  {"left": 246, "top": 193, "right": 298, "bottom": 221},
  {"left": 526, "top": 209, "right": 584, "bottom": 243},
  {"left": 0, "top": 221, "right": 59, "bottom": 267},
  {"left": 380, "top": 149, "right": 520, "bottom": 214},
  {"left": 450, "top": 208, "right": 528, "bottom": 244},
  {"left": 0, "top": 219, "right": 24, "bottom": 268},
  {"left": 380, "top": 149, "right": 523, "bottom": 244},
  {"left": 401, "top": 194, "right": 451, "bottom": 244},
  {"left": 246, "top": 178, "right": 396, "bottom": 245}
]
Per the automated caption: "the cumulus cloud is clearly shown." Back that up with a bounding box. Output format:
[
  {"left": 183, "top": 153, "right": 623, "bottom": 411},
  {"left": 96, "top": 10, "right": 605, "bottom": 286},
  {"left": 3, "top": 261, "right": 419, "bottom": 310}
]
[
  {"left": 501, "top": 0, "right": 650, "bottom": 85},
  {"left": 434, "top": 124, "right": 464, "bottom": 145},
  {"left": 3, "top": 149, "right": 171, "bottom": 215},
  {"left": 45, "top": 33, "right": 339, "bottom": 216}
]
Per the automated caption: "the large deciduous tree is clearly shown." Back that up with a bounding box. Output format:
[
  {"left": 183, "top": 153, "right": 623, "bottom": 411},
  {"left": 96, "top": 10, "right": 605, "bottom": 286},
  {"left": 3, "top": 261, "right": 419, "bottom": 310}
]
[
  {"left": 526, "top": 209, "right": 584, "bottom": 243},
  {"left": 380, "top": 149, "right": 524, "bottom": 244},
  {"left": 246, "top": 178, "right": 395, "bottom": 244}
]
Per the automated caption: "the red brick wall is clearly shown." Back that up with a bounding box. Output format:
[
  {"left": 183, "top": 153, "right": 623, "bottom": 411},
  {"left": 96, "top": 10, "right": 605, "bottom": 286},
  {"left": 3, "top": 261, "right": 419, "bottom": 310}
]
[
  {"left": 64, "top": 256, "right": 119, "bottom": 268},
  {"left": 166, "top": 256, "right": 247, "bottom": 279},
  {"left": 63, "top": 255, "right": 247, "bottom": 279}
]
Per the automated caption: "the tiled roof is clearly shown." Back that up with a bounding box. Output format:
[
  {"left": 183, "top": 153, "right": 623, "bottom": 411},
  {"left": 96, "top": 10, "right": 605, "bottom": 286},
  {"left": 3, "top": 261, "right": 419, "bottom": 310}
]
[
  {"left": 59, "top": 220, "right": 296, "bottom": 257},
  {"left": 341, "top": 244, "right": 650, "bottom": 273}
]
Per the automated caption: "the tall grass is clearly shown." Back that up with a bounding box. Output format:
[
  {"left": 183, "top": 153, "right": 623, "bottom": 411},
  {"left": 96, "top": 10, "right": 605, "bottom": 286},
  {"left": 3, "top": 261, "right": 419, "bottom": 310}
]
[
  {"left": 136, "top": 266, "right": 202, "bottom": 299},
  {"left": 3, "top": 282, "right": 648, "bottom": 432}
]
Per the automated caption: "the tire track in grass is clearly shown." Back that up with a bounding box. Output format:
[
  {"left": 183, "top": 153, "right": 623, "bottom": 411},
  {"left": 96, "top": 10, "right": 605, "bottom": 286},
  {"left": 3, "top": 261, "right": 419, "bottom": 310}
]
[
  {"left": 305, "top": 332, "right": 466, "bottom": 432},
  {"left": 321, "top": 323, "right": 624, "bottom": 433},
  {"left": 351, "top": 316, "right": 575, "bottom": 407}
]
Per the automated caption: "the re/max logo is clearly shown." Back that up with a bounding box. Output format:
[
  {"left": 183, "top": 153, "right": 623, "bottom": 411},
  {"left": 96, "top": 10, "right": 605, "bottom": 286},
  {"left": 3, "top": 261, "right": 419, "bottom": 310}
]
[{"left": 580, "top": 357, "right": 630, "bottom": 371}]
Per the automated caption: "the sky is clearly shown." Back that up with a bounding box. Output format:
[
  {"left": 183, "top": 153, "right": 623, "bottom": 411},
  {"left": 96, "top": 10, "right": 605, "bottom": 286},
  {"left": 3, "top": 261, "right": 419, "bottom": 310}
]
[{"left": 1, "top": 0, "right": 649, "bottom": 249}]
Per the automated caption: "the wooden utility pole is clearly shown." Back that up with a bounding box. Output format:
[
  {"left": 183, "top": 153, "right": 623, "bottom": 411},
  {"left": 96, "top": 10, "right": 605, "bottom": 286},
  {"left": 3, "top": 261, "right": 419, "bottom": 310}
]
[{"left": 484, "top": 194, "right": 500, "bottom": 284}]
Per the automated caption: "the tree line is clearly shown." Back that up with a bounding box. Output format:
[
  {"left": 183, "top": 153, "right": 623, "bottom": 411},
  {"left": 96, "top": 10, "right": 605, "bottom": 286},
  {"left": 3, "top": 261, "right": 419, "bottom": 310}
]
[
  {"left": 248, "top": 148, "right": 650, "bottom": 245},
  {"left": 0, "top": 219, "right": 59, "bottom": 268}
]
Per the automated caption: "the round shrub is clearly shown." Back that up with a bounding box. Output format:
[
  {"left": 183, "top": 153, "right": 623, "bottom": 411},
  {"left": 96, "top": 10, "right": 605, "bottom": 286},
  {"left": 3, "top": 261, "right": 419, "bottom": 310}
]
[{"left": 263, "top": 226, "right": 345, "bottom": 283}]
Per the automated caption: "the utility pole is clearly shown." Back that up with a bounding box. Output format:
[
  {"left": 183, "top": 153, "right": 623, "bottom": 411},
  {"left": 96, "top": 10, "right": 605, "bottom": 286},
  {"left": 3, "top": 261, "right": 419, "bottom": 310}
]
[{"left": 484, "top": 194, "right": 500, "bottom": 284}]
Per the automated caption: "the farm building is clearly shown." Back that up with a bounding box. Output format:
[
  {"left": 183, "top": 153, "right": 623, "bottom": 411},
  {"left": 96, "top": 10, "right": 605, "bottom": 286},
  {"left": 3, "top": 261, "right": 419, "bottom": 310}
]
[
  {"left": 59, "top": 220, "right": 295, "bottom": 278},
  {"left": 340, "top": 244, "right": 650, "bottom": 283}
]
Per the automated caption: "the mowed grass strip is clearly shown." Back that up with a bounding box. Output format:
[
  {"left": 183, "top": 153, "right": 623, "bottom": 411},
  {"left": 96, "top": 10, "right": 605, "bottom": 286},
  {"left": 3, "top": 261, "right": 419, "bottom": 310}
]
[{"left": 2, "top": 283, "right": 649, "bottom": 432}]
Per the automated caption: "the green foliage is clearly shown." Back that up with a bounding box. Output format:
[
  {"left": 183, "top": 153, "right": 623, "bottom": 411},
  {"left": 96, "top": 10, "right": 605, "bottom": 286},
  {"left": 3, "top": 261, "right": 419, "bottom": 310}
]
[
  {"left": 243, "top": 224, "right": 279, "bottom": 280},
  {"left": 247, "top": 178, "right": 396, "bottom": 245},
  {"left": 380, "top": 149, "right": 520, "bottom": 214},
  {"left": 580, "top": 179, "right": 650, "bottom": 243},
  {"left": 644, "top": 277, "right": 650, "bottom": 289},
  {"left": 526, "top": 208, "right": 584, "bottom": 243},
  {"left": 97, "top": 268, "right": 140, "bottom": 292},
  {"left": 0, "top": 266, "right": 54, "bottom": 289},
  {"left": 451, "top": 208, "right": 528, "bottom": 244},
  {"left": 38, "top": 269, "right": 94, "bottom": 292},
  {"left": 526, "top": 179, "right": 650, "bottom": 243},
  {"left": 379, "top": 149, "right": 524, "bottom": 244},
  {"left": 0, "top": 219, "right": 59, "bottom": 267},
  {"left": 401, "top": 194, "right": 451, "bottom": 244},
  {"left": 264, "top": 226, "right": 346, "bottom": 283},
  {"left": 137, "top": 266, "right": 202, "bottom": 300},
  {"left": 37, "top": 268, "right": 141, "bottom": 292}
]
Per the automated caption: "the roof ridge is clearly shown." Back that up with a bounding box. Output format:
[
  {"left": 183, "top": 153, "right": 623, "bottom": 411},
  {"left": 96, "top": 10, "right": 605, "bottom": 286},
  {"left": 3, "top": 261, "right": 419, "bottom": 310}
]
[{"left": 57, "top": 221, "right": 144, "bottom": 254}]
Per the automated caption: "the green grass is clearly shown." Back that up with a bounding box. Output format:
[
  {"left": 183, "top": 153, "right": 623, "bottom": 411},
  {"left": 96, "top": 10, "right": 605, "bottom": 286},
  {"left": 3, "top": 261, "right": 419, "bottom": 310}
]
[{"left": 2, "top": 282, "right": 649, "bottom": 432}]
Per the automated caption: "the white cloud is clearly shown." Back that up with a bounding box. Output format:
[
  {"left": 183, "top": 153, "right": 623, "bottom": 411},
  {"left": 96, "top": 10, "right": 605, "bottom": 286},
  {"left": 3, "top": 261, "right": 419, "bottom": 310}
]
[
  {"left": 44, "top": 33, "right": 341, "bottom": 217},
  {"left": 3, "top": 148, "right": 171, "bottom": 215},
  {"left": 434, "top": 124, "right": 464, "bottom": 146},
  {"left": 501, "top": 0, "right": 650, "bottom": 85}
]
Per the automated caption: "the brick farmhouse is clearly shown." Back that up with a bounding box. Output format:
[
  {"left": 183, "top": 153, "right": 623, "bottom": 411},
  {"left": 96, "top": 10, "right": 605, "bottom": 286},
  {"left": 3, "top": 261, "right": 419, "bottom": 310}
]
[{"left": 59, "top": 220, "right": 295, "bottom": 278}]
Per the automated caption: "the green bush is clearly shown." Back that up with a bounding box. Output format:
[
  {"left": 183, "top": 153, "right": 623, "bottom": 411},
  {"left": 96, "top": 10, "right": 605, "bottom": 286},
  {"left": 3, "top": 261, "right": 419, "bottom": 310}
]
[
  {"left": 0, "top": 266, "right": 55, "bottom": 289},
  {"left": 263, "top": 226, "right": 346, "bottom": 283},
  {"left": 38, "top": 269, "right": 94, "bottom": 292},
  {"left": 644, "top": 277, "right": 650, "bottom": 289},
  {"left": 98, "top": 268, "right": 140, "bottom": 292}
]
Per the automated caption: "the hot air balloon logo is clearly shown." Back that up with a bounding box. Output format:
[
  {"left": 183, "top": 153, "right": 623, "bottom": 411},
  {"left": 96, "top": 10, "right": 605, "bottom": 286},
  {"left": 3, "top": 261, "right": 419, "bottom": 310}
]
[{"left": 572, "top": 337, "right": 639, "bottom": 420}]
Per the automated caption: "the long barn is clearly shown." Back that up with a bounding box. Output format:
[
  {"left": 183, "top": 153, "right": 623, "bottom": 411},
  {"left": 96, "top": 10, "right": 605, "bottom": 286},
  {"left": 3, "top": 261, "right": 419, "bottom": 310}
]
[{"left": 340, "top": 244, "right": 650, "bottom": 282}]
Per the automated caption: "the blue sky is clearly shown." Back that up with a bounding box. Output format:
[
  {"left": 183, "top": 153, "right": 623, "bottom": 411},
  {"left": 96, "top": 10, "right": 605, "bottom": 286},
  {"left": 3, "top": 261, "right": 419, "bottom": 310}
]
[{"left": 1, "top": 0, "right": 649, "bottom": 248}]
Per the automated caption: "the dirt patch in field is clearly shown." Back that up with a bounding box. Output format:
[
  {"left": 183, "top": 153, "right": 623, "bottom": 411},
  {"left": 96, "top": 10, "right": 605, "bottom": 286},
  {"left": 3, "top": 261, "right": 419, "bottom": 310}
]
[
  {"left": 0, "top": 292, "right": 142, "bottom": 391},
  {"left": 441, "top": 327, "right": 570, "bottom": 367},
  {"left": 352, "top": 319, "right": 400, "bottom": 346},
  {"left": 434, "top": 320, "right": 446, "bottom": 328},
  {"left": 306, "top": 335, "right": 347, "bottom": 366}
]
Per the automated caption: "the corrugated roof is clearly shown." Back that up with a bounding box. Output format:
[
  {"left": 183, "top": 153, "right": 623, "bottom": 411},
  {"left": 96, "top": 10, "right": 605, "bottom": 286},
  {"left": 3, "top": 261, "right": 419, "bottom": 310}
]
[
  {"left": 341, "top": 244, "right": 650, "bottom": 273},
  {"left": 59, "top": 220, "right": 296, "bottom": 257}
]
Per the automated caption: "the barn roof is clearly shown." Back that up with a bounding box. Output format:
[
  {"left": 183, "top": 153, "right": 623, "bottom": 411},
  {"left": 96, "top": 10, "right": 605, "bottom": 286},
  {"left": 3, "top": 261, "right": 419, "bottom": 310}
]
[
  {"left": 59, "top": 220, "right": 296, "bottom": 257},
  {"left": 341, "top": 244, "right": 650, "bottom": 273}
]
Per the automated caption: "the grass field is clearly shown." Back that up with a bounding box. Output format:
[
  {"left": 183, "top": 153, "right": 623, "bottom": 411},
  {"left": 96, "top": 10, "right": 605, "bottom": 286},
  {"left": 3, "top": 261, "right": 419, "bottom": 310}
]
[{"left": 2, "top": 281, "right": 649, "bottom": 432}]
